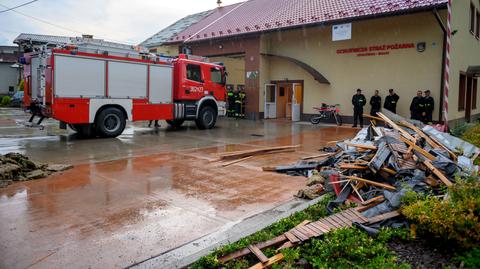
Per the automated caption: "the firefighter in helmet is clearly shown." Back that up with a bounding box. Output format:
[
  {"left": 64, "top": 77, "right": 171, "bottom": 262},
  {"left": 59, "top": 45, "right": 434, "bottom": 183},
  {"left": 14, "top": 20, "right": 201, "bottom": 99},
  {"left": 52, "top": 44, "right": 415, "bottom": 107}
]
[
  {"left": 227, "top": 86, "right": 235, "bottom": 117},
  {"left": 239, "top": 89, "right": 246, "bottom": 118},
  {"left": 234, "top": 88, "right": 242, "bottom": 119}
]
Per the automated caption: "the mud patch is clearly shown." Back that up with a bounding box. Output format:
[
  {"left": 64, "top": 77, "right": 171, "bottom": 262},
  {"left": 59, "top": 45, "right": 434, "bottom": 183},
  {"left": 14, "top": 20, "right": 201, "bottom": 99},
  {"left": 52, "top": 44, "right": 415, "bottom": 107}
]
[
  {"left": 0, "top": 152, "right": 72, "bottom": 188},
  {"left": 388, "top": 239, "right": 458, "bottom": 269}
]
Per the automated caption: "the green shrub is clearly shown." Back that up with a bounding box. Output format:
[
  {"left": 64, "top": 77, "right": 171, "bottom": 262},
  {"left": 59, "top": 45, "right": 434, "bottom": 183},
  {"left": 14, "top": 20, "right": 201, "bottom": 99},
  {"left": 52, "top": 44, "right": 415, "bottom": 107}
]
[
  {"left": 401, "top": 178, "right": 480, "bottom": 248},
  {"left": 0, "top": 96, "right": 11, "bottom": 106},
  {"left": 301, "top": 227, "right": 410, "bottom": 269},
  {"left": 190, "top": 194, "right": 333, "bottom": 268},
  {"left": 462, "top": 124, "right": 480, "bottom": 148},
  {"left": 451, "top": 123, "right": 470, "bottom": 138},
  {"left": 455, "top": 247, "right": 480, "bottom": 269}
]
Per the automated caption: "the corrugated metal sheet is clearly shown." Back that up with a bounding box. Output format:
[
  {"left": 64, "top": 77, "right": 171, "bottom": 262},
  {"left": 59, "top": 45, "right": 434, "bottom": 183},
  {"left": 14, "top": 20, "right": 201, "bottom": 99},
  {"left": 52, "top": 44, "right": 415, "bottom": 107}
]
[
  {"left": 13, "top": 34, "right": 135, "bottom": 51},
  {"left": 165, "top": 0, "right": 447, "bottom": 44}
]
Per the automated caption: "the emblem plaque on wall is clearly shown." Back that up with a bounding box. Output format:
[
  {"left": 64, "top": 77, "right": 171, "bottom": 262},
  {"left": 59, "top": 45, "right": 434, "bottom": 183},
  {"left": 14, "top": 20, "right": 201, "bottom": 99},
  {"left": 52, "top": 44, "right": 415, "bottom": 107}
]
[{"left": 417, "top": 42, "right": 426, "bottom": 53}]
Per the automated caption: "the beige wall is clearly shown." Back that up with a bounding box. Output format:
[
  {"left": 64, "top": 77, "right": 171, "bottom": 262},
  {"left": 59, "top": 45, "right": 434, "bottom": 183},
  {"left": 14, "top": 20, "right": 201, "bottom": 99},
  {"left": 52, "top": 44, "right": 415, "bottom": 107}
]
[
  {"left": 152, "top": 44, "right": 180, "bottom": 56},
  {"left": 449, "top": 0, "right": 480, "bottom": 121},
  {"left": 261, "top": 11, "right": 446, "bottom": 120},
  {"left": 209, "top": 56, "right": 245, "bottom": 89}
]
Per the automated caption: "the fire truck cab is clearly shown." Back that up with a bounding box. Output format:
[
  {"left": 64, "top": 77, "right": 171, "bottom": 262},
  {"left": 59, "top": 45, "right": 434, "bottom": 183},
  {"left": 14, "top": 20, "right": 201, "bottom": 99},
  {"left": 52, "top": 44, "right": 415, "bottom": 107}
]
[{"left": 22, "top": 44, "right": 227, "bottom": 138}]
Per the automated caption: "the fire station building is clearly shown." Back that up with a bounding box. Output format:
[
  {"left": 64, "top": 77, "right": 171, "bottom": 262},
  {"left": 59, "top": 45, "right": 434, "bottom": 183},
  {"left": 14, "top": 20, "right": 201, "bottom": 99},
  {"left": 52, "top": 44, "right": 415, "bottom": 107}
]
[{"left": 141, "top": 0, "right": 480, "bottom": 125}]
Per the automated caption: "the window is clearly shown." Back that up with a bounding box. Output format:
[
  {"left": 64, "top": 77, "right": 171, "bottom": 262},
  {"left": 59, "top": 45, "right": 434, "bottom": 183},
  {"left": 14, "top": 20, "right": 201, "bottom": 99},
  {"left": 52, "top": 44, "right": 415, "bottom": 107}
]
[
  {"left": 471, "top": 3, "right": 476, "bottom": 34},
  {"left": 187, "top": 64, "right": 202, "bottom": 82},
  {"left": 279, "top": 87, "right": 285, "bottom": 97},
  {"left": 210, "top": 68, "right": 222, "bottom": 84},
  {"left": 459, "top": 73, "right": 466, "bottom": 111},
  {"left": 473, "top": 78, "right": 478, "bottom": 109}
]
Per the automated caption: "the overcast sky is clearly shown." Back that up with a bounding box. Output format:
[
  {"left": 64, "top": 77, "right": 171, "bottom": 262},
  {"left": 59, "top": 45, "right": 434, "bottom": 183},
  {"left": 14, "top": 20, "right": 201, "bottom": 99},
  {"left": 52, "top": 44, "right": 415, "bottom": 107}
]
[{"left": 0, "top": 0, "right": 244, "bottom": 46}]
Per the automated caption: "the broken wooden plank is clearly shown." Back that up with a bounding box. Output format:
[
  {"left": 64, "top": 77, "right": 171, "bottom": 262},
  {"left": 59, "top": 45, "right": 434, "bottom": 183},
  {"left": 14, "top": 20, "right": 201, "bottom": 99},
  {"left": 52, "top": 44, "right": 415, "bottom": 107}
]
[
  {"left": 381, "top": 167, "right": 397, "bottom": 175},
  {"left": 218, "top": 235, "right": 287, "bottom": 263},
  {"left": 284, "top": 231, "right": 300, "bottom": 243},
  {"left": 342, "top": 209, "right": 363, "bottom": 222},
  {"left": 377, "top": 113, "right": 415, "bottom": 141},
  {"left": 367, "top": 210, "right": 401, "bottom": 224},
  {"left": 218, "top": 145, "right": 300, "bottom": 160},
  {"left": 340, "top": 164, "right": 368, "bottom": 170},
  {"left": 248, "top": 245, "right": 269, "bottom": 264},
  {"left": 361, "top": 195, "right": 385, "bottom": 206},
  {"left": 323, "top": 217, "right": 343, "bottom": 228},
  {"left": 312, "top": 221, "right": 331, "bottom": 233},
  {"left": 345, "top": 142, "right": 378, "bottom": 151},
  {"left": 249, "top": 253, "right": 284, "bottom": 269},
  {"left": 423, "top": 159, "right": 453, "bottom": 187},
  {"left": 350, "top": 209, "right": 370, "bottom": 223},
  {"left": 301, "top": 153, "right": 334, "bottom": 160},
  {"left": 330, "top": 214, "right": 350, "bottom": 227},
  {"left": 336, "top": 212, "right": 354, "bottom": 226},
  {"left": 345, "top": 176, "right": 397, "bottom": 191},
  {"left": 399, "top": 120, "right": 441, "bottom": 148},
  {"left": 305, "top": 223, "right": 324, "bottom": 235},
  {"left": 290, "top": 229, "right": 309, "bottom": 241},
  {"left": 399, "top": 136, "right": 436, "bottom": 161},
  {"left": 221, "top": 155, "right": 255, "bottom": 167}
]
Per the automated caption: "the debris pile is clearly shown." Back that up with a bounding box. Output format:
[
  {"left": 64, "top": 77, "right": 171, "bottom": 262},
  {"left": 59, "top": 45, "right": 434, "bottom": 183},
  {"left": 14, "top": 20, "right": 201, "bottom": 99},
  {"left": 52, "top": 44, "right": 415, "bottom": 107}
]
[
  {"left": 266, "top": 112, "right": 479, "bottom": 212},
  {"left": 217, "top": 111, "right": 479, "bottom": 267},
  {"left": 0, "top": 153, "right": 73, "bottom": 188}
]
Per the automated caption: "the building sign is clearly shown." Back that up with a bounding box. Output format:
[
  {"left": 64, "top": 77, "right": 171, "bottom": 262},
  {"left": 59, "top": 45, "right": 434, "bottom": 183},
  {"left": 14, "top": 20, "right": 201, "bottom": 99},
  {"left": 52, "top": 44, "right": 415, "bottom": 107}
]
[
  {"left": 336, "top": 43, "right": 415, "bottom": 57},
  {"left": 332, "top": 23, "right": 352, "bottom": 41}
]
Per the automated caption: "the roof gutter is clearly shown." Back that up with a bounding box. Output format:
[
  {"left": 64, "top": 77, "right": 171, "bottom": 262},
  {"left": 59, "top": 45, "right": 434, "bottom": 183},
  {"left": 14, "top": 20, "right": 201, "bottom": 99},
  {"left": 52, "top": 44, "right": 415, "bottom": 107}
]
[{"left": 433, "top": 7, "right": 447, "bottom": 123}]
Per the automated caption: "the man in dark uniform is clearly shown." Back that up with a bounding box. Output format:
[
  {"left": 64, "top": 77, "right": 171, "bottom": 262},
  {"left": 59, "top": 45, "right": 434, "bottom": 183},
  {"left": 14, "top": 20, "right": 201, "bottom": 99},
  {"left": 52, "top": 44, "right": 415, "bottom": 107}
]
[
  {"left": 410, "top": 91, "right": 425, "bottom": 120},
  {"left": 234, "top": 89, "right": 241, "bottom": 119},
  {"left": 384, "top": 89, "right": 400, "bottom": 113},
  {"left": 352, "top": 89, "right": 367, "bottom": 128},
  {"left": 370, "top": 90, "right": 382, "bottom": 116},
  {"left": 423, "top": 90, "right": 434, "bottom": 123},
  {"left": 239, "top": 90, "right": 246, "bottom": 118},
  {"left": 227, "top": 88, "right": 235, "bottom": 117}
]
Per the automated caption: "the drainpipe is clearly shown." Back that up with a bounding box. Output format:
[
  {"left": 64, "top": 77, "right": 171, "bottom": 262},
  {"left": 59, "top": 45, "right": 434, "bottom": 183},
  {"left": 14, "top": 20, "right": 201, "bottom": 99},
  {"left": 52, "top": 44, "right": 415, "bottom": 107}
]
[{"left": 433, "top": 8, "right": 447, "bottom": 123}]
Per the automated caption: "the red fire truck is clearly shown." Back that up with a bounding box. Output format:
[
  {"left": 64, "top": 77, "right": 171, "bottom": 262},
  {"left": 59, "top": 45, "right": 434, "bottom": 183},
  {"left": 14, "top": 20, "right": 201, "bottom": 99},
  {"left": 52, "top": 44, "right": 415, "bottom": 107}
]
[{"left": 22, "top": 45, "right": 227, "bottom": 138}]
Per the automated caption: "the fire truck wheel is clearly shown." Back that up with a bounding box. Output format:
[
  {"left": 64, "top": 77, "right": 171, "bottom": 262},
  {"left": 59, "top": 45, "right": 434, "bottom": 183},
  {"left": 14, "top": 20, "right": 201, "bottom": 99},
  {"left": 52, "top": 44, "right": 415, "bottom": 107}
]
[
  {"left": 195, "top": 106, "right": 217, "bottom": 130},
  {"left": 96, "top": 107, "right": 126, "bottom": 138},
  {"left": 166, "top": 120, "right": 184, "bottom": 128},
  {"left": 68, "top": 124, "right": 77, "bottom": 132},
  {"left": 74, "top": 124, "right": 96, "bottom": 138}
]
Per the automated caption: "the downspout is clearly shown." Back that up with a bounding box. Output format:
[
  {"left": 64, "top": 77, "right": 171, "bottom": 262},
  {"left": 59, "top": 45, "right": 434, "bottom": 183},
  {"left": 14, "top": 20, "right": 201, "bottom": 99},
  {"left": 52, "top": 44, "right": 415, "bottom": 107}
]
[{"left": 433, "top": 8, "right": 447, "bottom": 123}]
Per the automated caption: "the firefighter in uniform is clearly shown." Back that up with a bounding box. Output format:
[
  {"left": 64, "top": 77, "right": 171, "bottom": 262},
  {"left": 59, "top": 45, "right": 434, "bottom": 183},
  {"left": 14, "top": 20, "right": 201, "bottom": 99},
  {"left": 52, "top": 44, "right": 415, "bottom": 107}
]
[
  {"left": 423, "top": 90, "right": 434, "bottom": 123},
  {"left": 352, "top": 89, "right": 367, "bottom": 128},
  {"left": 233, "top": 89, "right": 241, "bottom": 118},
  {"left": 227, "top": 89, "right": 235, "bottom": 117},
  {"left": 239, "top": 90, "right": 246, "bottom": 118},
  {"left": 410, "top": 91, "right": 425, "bottom": 121},
  {"left": 384, "top": 89, "right": 400, "bottom": 114},
  {"left": 370, "top": 90, "right": 382, "bottom": 116}
]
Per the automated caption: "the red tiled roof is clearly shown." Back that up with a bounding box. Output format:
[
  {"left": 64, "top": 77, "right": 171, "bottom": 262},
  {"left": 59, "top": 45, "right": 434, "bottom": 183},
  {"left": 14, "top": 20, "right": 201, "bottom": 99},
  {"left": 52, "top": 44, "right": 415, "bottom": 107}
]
[{"left": 168, "top": 0, "right": 447, "bottom": 44}]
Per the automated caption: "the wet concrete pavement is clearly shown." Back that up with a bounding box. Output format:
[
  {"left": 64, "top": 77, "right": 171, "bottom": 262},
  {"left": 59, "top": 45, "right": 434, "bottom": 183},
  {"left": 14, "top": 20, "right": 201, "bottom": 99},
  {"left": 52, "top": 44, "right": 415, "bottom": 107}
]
[{"left": 0, "top": 108, "right": 357, "bottom": 269}]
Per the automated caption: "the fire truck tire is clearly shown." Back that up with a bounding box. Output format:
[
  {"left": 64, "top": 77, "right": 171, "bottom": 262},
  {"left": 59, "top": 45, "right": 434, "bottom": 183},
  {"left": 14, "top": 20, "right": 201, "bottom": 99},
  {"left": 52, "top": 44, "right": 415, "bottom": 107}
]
[
  {"left": 68, "top": 124, "right": 77, "bottom": 132},
  {"left": 195, "top": 106, "right": 216, "bottom": 130},
  {"left": 166, "top": 120, "right": 184, "bottom": 128},
  {"left": 95, "top": 107, "right": 126, "bottom": 138},
  {"left": 74, "top": 124, "right": 96, "bottom": 138}
]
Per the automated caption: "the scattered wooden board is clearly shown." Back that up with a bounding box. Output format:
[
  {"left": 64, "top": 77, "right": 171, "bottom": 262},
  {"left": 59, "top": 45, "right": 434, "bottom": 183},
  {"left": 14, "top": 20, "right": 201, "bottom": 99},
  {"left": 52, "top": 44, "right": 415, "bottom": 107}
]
[
  {"left": 423, "top": 159, "right": 453, "bottom": 187},
  {"left": 345, "top": 175, "right": 397, "bottom": 191}
]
